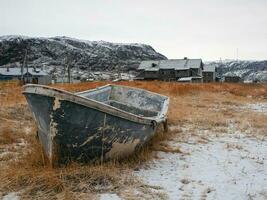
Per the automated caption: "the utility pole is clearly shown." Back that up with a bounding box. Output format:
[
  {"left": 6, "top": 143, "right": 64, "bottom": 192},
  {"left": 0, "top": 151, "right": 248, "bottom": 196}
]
[
  {"left": 21, "top": 49, "right": 27, "bottom": 84},
  {"left": 236, "top": 48, "right": 239, "bottom": 62},
  {"left": 63, "top": 58, "right": 66, "bottom": 83},
  {"left": 65, "top": 51, "right": 72, "bottom": 83},
  {"left": 67, "top": 63, "right": 71, "bottom": 83},
  {"left": 118, "top": 65, "right": 122, "bottom": 80},
  {"left": 26, "top": 54, "right": 29, "bottom": 83},
  {"left": 219, "top": 57, "right": 223, "bottom": 79}
]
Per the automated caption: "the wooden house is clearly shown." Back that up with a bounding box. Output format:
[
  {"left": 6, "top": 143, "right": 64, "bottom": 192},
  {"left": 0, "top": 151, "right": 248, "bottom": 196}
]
[
  {"left": 0, "top": 66, "right": 51, "bottom": 84},
  {"left": 138, "top": 58, "right": 203, "bottom": 81}
]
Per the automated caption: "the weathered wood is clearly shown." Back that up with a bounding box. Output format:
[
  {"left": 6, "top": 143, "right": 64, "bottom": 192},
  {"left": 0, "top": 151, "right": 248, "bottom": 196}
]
[
  {"left": 163, "top": 119, "right": 168, "bottom": 133},
  {"left": 23, "top": 84, "right": 170, "bottom": 165}
]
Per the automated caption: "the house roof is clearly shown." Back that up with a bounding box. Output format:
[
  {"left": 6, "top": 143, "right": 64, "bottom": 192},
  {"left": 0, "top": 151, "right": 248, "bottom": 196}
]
[
  {"left": 138, "top": 60, "right": 160, "bottom": 70},
  {"left": 185, "top": 59, "right": 203, "bottom": 69},
  {"left": 138, "top": 59, "right": 202, "bottom": 71},
  {"left": 159, "top": 59, "right": 186, "bottom": 69},
  {"left": 0, "top": 67, "right": 48, "bottom": 76},
  {"left": 145, "top": 67, "right": 159, "bottom": 72}
]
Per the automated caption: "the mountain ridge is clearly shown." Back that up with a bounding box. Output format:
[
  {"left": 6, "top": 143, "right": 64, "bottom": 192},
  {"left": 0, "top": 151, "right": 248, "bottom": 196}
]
[{"left": 0, "top": 35, "right": 167, "bottom": 71}]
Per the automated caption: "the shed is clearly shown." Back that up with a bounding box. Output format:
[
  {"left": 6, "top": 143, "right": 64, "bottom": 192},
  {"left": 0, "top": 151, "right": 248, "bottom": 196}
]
[
  {"left": 203, "top": 65, "right": 216, "bottom": 82},
  {"left": 223, "top": 72, "right": 242, "bottom": 83},
  {"left": 224, "top": 75, "right": 242, "bottom": 83}
]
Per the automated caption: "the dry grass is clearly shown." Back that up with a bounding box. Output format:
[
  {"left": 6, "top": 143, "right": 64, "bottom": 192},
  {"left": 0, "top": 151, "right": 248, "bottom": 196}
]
[
  {"left": 1, "top": 80, "right": 266, "bottom": 107},
  {"left": 0, "top": 119, "right": 179, "bottom": 199},
  {"left": 0, "top": 128, "right": 17, "bottom": 145},
  {"left": 149, "top": 127, "right": 184, "bottom": 154},
  {"left": 54, "top": 81, "right": 267, "bottom": 99},
  {"left": 0, "top": 81, "right": 25, "bottom": 107},
  {"left": 0, "top": 135, "right": 136, "bottom": 199},
  {"left": 0, "top": 80, "right": 266, "bottom": 199},
  {"left": 0, "top": 128, "right": 171, "bottom": 199}
]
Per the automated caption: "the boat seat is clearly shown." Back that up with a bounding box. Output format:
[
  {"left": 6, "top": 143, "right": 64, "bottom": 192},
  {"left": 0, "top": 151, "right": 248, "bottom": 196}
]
[{"left": 104, "top": 100, "right": 159, "bottom": 117}]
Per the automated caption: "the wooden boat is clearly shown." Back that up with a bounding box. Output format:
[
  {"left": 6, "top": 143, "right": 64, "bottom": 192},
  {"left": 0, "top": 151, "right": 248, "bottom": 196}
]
[{"left": 22, "top": 84, "right": 169, "bottom": 165}]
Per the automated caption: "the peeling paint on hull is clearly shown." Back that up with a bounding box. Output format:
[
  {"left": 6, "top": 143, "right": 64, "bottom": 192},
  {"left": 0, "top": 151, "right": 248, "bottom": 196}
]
[{"left": 22, "top": 84, "right": 169, "bottom": 165}]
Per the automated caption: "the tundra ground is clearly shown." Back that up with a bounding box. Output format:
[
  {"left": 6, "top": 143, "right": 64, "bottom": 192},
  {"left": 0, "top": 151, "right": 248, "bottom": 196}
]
[{"left": 0, "top": 81, "right": 266, "bottom": 200}]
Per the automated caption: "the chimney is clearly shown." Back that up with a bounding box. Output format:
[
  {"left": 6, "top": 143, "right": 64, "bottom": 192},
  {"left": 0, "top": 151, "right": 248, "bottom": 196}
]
[
  {"left": 184, "top": 57, "right": 188, "bottom": 60},
  {"left": 152, "top": 63, "right": 157, "bottom": 67}
]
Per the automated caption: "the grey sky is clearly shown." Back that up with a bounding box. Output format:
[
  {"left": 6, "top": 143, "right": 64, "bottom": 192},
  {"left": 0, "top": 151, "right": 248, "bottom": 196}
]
[{"left": 1, "top": 0, "right": 267, "bottom": 60}]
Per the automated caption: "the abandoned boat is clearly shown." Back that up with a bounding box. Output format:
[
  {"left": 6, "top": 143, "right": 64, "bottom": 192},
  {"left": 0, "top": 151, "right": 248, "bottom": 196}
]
[{"left": 22, "top": 84, "right": 169, "bottom": 165}]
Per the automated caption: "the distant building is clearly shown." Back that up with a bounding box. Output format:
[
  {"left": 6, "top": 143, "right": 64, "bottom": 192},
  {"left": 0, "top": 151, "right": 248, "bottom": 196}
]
[
  {"left": 0, "top": 66, "right": 51, "bottom": 84},
  {"left": 203, "top": 65, "right": 216, "bottom": 82},
  {"left": 223, "top": 73, "right": 242, "bottom": 83},
  {"left": 138, "top": 58, "right": 203, "bottom": 81}
]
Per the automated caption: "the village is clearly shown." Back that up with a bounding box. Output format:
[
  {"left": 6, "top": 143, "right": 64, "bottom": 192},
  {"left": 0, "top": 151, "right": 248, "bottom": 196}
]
[{"left": 0, "top": 57, "right": 246, "bottom": 85}]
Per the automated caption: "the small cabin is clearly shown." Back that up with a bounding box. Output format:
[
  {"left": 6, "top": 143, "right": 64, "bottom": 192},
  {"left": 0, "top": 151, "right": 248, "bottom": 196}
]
[
  {"left": 203, "top": 65, "right": 216, "bottom": 82},
  {"left": 0, "top": 66, "right": 51, "bottom": 85},
  {"left": 224, "top": 75, "right": 242, "bottom": 83}
]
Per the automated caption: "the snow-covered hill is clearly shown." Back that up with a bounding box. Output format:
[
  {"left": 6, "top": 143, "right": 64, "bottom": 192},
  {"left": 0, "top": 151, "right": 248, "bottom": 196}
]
[
  {"left": 0, "top": 35, "right": 167, "bottom": 71},
  {"left": 0, "top": 36, "right": 266, "bottom": 82},
  {"left": 205, "top": 60, "right": 267, "bottom": 82}
]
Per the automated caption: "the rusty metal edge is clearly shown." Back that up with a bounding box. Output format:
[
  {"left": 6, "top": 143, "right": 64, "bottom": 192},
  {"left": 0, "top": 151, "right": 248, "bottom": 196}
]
[
  {"left": 76, "top": 84, "right": 169, "bottom": 123},
  {"left": 22, "top": 84, "right": 169, "bottom": 125}
]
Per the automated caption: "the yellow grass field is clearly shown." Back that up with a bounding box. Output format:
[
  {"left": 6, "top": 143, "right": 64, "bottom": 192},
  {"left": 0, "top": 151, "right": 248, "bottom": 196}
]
[{"left": 0, "top": 81, "right": 266, "bottom": 199}]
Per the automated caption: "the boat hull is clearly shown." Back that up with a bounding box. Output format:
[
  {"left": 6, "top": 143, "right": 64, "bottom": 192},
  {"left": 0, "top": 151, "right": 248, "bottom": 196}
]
[{"left": 24, "top": 93, "right": 157, "bottom": 165}]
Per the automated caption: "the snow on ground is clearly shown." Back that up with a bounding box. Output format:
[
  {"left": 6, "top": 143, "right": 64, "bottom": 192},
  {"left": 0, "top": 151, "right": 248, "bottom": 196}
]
[
  {"left": 2, "top": 193, "right": 19, "bottom": 200},
  {"left": 242, "top": 103, "right": 267, "bottom": 114},
  {"left": 136, "top": 131, "right": 267, "bottom": 200},
  {"left": 99, "top": 193, "right": 121, "bottom": 200}
]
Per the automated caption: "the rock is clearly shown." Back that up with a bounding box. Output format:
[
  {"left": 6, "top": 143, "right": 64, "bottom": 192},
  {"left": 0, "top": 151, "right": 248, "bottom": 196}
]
[{"left": 181, "top": 178, "right": 190, "bottom": 184}]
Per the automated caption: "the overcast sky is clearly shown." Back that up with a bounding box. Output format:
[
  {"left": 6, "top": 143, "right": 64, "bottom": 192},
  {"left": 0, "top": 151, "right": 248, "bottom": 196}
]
[{"left": 1, "top": 0, "right": 267, "bottom": 60}]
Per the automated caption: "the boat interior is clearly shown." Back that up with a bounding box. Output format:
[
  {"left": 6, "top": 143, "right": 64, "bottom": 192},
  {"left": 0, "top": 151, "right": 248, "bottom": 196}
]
[{"left": 77, "top": 85, "right": 167, "bottom": 118}]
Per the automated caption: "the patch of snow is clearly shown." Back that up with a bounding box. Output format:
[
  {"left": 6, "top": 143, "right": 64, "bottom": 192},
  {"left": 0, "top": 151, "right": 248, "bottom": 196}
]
[
  {"left": 136, "top": 134, "right": 267, "bottom": 200},
  {"left": 99, "top": 193, "right": 121, "bottom": 200},
  {"left": 242, "top": 103, "right": 267, "bottom": 114},
  {"left": 224, "top": 69, "right": 250, "bottom": 77},
  {"left": 2, "top": 193, "right": 19, "bottom": 200}
]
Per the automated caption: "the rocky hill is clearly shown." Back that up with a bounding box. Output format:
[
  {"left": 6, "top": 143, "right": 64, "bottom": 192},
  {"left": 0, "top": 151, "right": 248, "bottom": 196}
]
[
  {"left": 0, "top": 35, "right": 167, "bottom": 71},
  {"left": 205, "top": 60, "right": 267, "bottom": 82}
]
